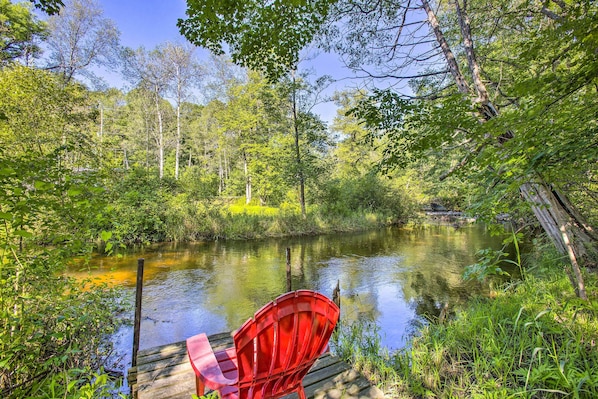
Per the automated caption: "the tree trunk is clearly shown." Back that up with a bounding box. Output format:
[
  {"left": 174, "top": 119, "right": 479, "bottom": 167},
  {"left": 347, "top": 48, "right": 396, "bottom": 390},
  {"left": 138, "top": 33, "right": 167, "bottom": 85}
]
[
  {"left": 175, "top": 102, "right": 181, "bottom": 179},
  {"left": 422, "top": 0, "right": 470, "bottom": 94},
  {"left": 423, "top": 0, "right": 595, "bottom": 298},
  {"left": 520, "top": 183, "right": 590, "bottom": 299},
  {"left": 243, "top": 150, "right": 252, "bottom": 204},
  {"left": 291, "top": 69, "right": 306, "bottom": 218},
  {"left": 454, "top": 0, "right": 488, "bottom": 104},
  {"left": 154, "top": 87, "right": 164, "bottom": 179},
  {"left": 98, "top": 102, "right": 104, "bottom": 161},
  {"left": 224, "top": 147, "right": 229, "bottom": 181},
  {"left": 175, "top": 70, "right": 183, "bottom": 180},
  {"left": 145, "top": 113, "right": 150, "bottom": 173},
  {"left": 218, "top": 152, "right": 224, "bottom": 195}
]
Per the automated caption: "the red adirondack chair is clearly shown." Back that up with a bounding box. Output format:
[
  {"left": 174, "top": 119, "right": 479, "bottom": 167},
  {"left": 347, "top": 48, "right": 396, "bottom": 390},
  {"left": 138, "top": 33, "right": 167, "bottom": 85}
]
[{"left": 186, "top": 290, "right": 340, "bottom": 399}]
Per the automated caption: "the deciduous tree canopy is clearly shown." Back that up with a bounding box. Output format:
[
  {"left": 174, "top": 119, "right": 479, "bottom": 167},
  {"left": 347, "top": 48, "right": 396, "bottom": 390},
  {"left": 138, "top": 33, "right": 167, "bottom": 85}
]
[{"left": 0, "top": 0, "right": 46, "bottom": 64}]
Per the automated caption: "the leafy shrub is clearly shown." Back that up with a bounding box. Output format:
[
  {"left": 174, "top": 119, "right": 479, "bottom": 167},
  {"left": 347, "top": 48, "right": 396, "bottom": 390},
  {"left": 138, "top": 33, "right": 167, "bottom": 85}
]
[
  {"left": 0, "top": 269, "right": 124, "bottom": 398},
  {"left": 314, "top": 175, "right": 411, "bottom": 221},
  {"left": 179, "top": 166, "right": 219, "bottom": 199},
  {"left": 97, "top": 168, "right": 170, "bottom": 244}
]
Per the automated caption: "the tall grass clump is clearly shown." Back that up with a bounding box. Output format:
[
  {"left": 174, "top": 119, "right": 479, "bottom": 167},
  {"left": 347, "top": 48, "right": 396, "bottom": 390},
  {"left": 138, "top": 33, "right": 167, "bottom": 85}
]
[
  {"left": 401, "top": 254, "right": 597, "bottom": 398},
  {"left": 331, "top": 321, "right": 405, "bottom": 397}
]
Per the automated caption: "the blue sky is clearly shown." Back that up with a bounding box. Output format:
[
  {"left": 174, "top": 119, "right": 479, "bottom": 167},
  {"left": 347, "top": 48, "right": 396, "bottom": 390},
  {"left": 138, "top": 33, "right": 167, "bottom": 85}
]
[
  {"left": 101, "top": 0, "right": 189, "bottom": 50},
  {"left": 95, "top": 0, "right": 347, "bottom": 124}
]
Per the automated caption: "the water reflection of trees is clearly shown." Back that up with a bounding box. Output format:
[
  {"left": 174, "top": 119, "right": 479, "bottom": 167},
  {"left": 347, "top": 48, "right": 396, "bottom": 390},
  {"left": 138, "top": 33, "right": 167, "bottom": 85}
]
[
  {"left": 74, "top": 224, "right": 503, "bottom": 346},
  {"left": 396, "top": 225, "right": 493, "bottom": 321}
]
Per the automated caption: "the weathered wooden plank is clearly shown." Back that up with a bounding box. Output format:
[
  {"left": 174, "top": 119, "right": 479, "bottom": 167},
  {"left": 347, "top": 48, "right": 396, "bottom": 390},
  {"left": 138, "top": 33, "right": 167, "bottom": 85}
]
[
  {"left": 137, "top": 332, "right": 232, "bottom": 362},
  {"left": 128, "top": 333, "right": 384, "bottom": 399},
  {"left": 307, "top": 354, "right": 344, "bottom": 375},
  {"left": 135, "top": 373, "right": 195, "bottom": 399},
  {"left": 136, "top": 361, "right": 191, "bottom": 385},
  {"left": 132, "top": 334, "right": 234, "bottom": 381},
  {"left": 308, "top": 369, "right": 382, "bottom": 399},
  {"left": 303, "top": 360, "right": 353, "bottom": 388}
]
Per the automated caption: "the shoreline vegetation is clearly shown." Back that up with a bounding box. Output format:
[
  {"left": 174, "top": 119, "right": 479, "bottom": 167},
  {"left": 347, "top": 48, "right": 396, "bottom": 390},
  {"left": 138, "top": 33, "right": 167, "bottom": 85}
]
[{"left": 94, "top": 169, "right": 421, "bottom": 247}]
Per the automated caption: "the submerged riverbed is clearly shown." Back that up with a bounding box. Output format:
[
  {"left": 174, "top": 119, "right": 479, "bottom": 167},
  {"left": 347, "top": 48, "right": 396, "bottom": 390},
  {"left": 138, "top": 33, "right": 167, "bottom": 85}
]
[{"left": 68, "top": 224, "right": 506, "bottom": 375}]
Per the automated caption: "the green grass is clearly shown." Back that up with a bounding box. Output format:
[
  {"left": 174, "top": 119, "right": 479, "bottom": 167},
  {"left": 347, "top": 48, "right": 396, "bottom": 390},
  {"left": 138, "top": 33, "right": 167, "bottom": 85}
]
[
  {"left": 181, "top": 202, "right": 394, "bottom": 241},
  {"left": 228, "top": 204, "right": 280, "bottom": 216},
  {"left": 332, "top": 258, "right": 598, "bottom": 398}
]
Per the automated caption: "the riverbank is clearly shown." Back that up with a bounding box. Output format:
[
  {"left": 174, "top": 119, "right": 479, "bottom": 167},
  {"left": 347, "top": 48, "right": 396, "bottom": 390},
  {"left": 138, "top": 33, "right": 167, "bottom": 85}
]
[
  {"left": 96, "top": 169, "right": 420, "bottom": 246},
  {"left": 334, "top": 246, "right": 598, "bottom": 398},
  {"left": 100, "top": 197, "right": 417, "bottom": 246}
]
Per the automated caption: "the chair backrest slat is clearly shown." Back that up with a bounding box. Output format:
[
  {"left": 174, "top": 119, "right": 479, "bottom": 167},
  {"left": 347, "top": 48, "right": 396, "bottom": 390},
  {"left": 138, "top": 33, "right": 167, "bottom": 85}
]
[{"left": 233, "top": 290, "right": 340, "bottom": 399}]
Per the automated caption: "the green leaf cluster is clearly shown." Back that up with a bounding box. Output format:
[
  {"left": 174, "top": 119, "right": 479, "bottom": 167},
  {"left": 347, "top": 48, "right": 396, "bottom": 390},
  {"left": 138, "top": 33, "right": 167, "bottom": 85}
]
[
  {"left": 0, "top": 0, "right": 46, "bottom": 64},
  {"left": 178, "top": 0, "right": 335, "bottom": 80}
]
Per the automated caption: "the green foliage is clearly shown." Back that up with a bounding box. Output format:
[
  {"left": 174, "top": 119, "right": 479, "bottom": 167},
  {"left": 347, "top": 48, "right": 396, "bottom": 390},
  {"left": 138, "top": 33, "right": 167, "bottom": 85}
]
[
  {"left": 401, "top": 269, "right": 598, "bottom": 398},
  {"left": 192, "top": 392, "right": 219, "bottom": 399},
  {"left": 29, "top": 0, "right": 63, "bottom": 15},
  {"left": 349, "top": 89, "right": 426, "bottom": 172},
  {"left": 0, "top": 66, "right": 93, "bottom": 157},
  {"left": 331, "top": 320, "right": 403, "bottom": 395},
  {"left": 0, "top": 164, "right": 122, "bottom": 396},
  {"left": 34, "top": 367, "right": 126, "bottom": 399},
  {"left": 0, "top": 66, "right": 103, "bottom": 258},
  {"left": 179, "top": 166, "right": 219, "bottom": 199},
  {"left": 0, "top": 0, "right": 46, "bottom": 64},
  {"left": 314, "top": 174, "right": 410, "bottom": 221},
  {"left": 97, "top": 169, "right": 170, "bottom": 244},
  {"left": 178, "top": 0, "right": 334, "bottom": 80},
  {"left": 463, "top": 247, "right": 512, "bottom": 283},
  {"left": 94, "top": 164, "right": 411, "bottom": 244},
  {"left": 464, "top": 232, "right": 524, "bottom": 284},
  {"left": 0, "top": 277, "right": 124, "bottom": 398},
  {"left": 0, "top": 66, "right": 123, "bottom": 397}
]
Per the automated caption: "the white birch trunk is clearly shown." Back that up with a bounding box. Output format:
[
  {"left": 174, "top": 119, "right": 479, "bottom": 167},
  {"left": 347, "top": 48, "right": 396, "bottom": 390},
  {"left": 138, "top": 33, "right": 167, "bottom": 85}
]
[{"left": 155, "top": 88, "right": 164, "bottom": 179}]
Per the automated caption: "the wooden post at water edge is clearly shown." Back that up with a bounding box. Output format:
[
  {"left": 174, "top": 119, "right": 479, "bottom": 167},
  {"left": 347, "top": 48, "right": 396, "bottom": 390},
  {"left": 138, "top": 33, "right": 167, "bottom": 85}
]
[
  {"left": 332, "top": 279, "right": 341, "bottom": 312},
  {"left": 286, "top": 247, "right": 292, "bottom": 292},
  {"left": 132, "top": 258, "right": 144, "bottom": 368}
]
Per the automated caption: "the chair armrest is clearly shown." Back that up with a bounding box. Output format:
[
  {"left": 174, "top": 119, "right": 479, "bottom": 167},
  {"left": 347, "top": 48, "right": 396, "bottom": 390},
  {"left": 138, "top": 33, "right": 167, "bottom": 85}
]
[{"left": 187, "top": 333, "right": 238, "bottom": 390}]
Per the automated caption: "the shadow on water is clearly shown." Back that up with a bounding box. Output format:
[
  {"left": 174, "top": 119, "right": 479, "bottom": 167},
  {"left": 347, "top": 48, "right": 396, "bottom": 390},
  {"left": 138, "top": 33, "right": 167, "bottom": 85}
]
[{"left": 67, "top": 224, "right": 507, "bottom": 380}]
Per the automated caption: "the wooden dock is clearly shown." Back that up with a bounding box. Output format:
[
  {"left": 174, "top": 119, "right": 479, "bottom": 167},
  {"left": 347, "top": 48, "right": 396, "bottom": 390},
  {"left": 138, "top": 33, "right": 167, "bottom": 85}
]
[{"left": 128, "top": 332, "right": 385, "bottom": 399}]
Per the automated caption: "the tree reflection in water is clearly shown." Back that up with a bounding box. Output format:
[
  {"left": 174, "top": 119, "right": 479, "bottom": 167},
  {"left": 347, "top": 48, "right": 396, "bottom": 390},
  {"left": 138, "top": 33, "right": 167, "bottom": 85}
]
[{"left": 68, "top": 224, "right": 505, "bottom": 370}]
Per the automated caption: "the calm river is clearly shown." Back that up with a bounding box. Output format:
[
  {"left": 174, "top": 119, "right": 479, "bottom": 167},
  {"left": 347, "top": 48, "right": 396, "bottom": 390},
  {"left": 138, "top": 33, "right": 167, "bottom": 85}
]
[{"left": 68, "top": 224, "right": 504, "bottom": 375}]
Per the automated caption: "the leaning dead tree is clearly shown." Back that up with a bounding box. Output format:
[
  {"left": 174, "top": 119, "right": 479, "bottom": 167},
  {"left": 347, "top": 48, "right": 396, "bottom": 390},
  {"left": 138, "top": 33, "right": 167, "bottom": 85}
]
[{"left": 421, "top": 0, "right": 595, "bottom": 299}]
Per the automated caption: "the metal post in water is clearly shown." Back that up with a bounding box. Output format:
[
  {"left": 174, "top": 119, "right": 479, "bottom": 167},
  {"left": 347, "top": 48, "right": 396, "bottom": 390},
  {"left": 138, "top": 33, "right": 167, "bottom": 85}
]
[
  {"left": 132, "top": 258, "right": 144, "bottom": 368},
  {"left": 286, "top": 247, "right": 291, "bottom": 292}
]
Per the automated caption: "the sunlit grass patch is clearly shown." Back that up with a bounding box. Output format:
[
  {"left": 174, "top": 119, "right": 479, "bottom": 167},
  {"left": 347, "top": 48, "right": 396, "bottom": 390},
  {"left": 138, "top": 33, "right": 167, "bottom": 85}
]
[
  {"left": 331, "top": 320, "right": 406, "bottom": 397},
  {"left": 227, "top": 204, "right": 280, "bottom": 216}
]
